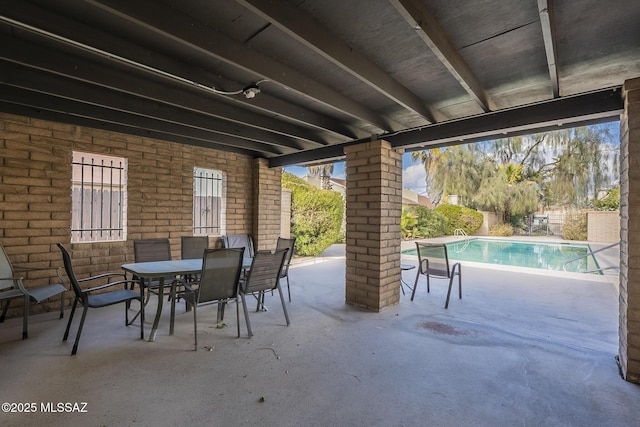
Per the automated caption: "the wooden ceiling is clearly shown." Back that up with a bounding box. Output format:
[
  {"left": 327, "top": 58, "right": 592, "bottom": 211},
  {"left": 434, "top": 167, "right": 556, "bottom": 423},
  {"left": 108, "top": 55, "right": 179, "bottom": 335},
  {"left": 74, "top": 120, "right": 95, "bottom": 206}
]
[{"left": 1, "top": 0, "right": 638, "bottom": 166}]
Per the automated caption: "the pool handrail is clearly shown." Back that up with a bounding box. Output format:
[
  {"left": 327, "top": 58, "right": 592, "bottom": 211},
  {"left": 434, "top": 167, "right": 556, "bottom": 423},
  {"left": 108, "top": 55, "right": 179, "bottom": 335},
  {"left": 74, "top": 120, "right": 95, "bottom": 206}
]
[{"left": 562, "top": 242, "right": 619, "bottom": 273}]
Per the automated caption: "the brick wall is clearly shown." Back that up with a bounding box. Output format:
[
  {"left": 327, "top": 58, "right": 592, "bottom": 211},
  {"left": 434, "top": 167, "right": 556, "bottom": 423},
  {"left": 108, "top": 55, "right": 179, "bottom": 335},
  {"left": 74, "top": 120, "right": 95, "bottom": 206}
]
[
  {"left": 253, "top": 158, "right": 282, "bottom": 250},
  {"left": 0, "top": 112, "right": 255, "bottom": 317},
  {"left": 344, "top": 140, "right": 402, "bottom": 311},
  {"left": 620, "top": 78, "right": 640, "bottom": 383}
]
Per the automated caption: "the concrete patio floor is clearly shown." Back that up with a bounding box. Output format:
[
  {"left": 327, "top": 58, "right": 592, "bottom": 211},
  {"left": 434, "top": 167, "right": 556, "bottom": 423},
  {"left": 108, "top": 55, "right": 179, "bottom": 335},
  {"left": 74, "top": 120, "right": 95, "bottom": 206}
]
[{"left": 1, "top": 243, "right": 638, "bottom": 426}]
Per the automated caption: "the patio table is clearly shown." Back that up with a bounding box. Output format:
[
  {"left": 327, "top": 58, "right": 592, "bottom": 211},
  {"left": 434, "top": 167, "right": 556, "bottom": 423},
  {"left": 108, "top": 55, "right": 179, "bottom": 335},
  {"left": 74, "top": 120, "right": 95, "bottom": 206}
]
[{"left": 122, "top": 258, "right": 251, "bottom": 342}]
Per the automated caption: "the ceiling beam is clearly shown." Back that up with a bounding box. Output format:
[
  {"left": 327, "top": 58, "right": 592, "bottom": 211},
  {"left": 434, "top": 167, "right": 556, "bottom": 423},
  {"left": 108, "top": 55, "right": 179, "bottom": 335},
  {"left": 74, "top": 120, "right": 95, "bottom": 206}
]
[
  {"left": 0, "top": 102, "right": 263, "bottom": 157},
  {"left": 390, "top": 0, "right": 496, "bottom": 112},
  {"left": 0, "top": 38, "right": 324, "bottom": 153},
  {"left": 538, "top": 0, "right": 560, "bottom": 97},
  {"left": 235, "top": 0, "right": 440, "bottom": 123},
  {"left": 269, "top": 88, "right": 623, "bottom": 167},
  {"left": 0, "top": 1, "right": 359, "bottom": 142},
  {"left": 0, "top": 10, "right": 343, "bottom": 147},
  {"left": 0, "top": 84, "right": 291, "bottom": 156},
  {"left": 82, "top": 0, "right": 404, "bottom": 132}
]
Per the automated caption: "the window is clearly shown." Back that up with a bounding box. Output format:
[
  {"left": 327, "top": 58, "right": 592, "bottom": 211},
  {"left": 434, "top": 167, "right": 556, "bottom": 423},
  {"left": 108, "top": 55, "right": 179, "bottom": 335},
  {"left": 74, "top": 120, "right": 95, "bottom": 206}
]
[
  {"left": 71, "top": 152, "right": 127, "bottom": 243},
  {"left": 193, "top": 167, "right": 226, "bottom": 236}
]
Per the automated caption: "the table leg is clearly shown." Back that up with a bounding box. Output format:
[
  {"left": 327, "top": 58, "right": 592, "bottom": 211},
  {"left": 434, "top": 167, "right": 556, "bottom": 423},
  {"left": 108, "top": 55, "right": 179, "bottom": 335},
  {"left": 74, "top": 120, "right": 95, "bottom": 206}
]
[
  {"left": 169, "top": 279, "right": 177, "bottom": 335},
  {"left": 149, "top": 277, "right": 164, "bottom": 342}
]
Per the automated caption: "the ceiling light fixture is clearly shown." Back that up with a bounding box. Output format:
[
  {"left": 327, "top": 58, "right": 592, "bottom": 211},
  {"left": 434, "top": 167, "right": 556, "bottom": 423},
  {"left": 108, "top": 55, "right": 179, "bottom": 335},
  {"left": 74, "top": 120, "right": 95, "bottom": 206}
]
[
  {"left": 210, "top": 79, "right": 268, "bottom": 99},
  {"left": 242, "top": 84, "right": 261, "bottom": 99}
]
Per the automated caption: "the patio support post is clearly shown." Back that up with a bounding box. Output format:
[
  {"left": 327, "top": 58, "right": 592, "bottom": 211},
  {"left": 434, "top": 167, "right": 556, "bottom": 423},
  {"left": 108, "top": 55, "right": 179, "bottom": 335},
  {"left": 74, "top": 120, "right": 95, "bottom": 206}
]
[
  {"left": 620, "top": 77, "right": 640, "bottom": 384},
  {"left": 253, "top": 158, "right": 282, "bottom": 251},
  {"left": 344, "top": 140, "right": 402, "bottom": 311}
]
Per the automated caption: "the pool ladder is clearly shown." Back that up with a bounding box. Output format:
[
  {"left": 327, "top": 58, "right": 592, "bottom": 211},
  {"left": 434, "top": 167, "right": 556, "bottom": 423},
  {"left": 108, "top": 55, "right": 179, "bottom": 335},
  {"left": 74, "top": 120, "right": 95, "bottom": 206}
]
[
  {"left": 562, "top": 242, "right": 620, "bottom": 273},
  {"left": 453, "top": 228, "right": 469, "bottom": 253}
]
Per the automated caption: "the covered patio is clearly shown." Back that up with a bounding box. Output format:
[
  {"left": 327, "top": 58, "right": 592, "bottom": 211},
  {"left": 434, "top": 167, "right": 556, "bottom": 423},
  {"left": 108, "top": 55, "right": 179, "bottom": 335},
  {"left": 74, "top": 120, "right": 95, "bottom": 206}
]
[
  {"left": 1, "top": 0, "right": 640, "bottom": 408},
  {"left": 1, "top": 247, "right": 637, "bottom": 426}
]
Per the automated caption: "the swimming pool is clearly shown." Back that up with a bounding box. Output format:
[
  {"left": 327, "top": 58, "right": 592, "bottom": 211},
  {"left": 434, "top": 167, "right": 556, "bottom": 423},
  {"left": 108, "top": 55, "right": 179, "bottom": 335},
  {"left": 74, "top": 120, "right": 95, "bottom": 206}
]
[{"left": 402, "top": 239, "right": 600, "bottom": 274}]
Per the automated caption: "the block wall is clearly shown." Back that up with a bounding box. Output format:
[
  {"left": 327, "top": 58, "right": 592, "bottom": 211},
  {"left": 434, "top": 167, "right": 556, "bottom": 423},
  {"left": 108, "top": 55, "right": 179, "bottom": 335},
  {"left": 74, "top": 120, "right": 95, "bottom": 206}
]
[
  {"left": 620, "top": 78, "right": 640, "bottom": 384},
  {"left": 587, "top": 210, "right": 621, "bottom": 243},
  {"left": 0, "top": 112, "right": 256, "bottom": 317},
  {"left": 253, "top": 158, "right": 282, "bottom": 250},
  {"left": 344, "top": 140, "right": 402, "bottom": 312}
]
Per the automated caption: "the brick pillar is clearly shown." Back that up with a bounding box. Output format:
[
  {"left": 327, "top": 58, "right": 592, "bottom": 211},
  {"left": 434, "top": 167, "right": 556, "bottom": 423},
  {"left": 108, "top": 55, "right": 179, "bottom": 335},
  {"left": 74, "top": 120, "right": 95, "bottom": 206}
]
[
  {"left": 253, "top": 158, "right": 282, "bottom": 251},
  {"left": 344, "top": 140, "right": 402, "bottom": 311},
  {"left": 620, "top": 78, "right": 640, "bottom": 383}
]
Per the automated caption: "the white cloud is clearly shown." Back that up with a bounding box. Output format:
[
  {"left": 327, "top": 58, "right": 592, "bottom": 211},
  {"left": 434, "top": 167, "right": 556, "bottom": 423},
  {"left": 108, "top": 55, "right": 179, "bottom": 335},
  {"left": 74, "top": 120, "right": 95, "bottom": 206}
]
[{"left": 403, "top": 164, "right": 426, "bottom": 192}]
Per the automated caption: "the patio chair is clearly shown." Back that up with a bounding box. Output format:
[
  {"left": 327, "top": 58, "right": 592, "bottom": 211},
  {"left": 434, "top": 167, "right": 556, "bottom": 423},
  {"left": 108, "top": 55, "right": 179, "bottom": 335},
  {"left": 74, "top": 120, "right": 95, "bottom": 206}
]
[
  {"left": 0, "top": 243, "right": 67, "bottom": 339},
  {"left": 239, "top": 249, "right": 289, "bottom": 337},
  {"left": 222, "top": 234, "right": 255, "bottom": 259},
  {"left": 411, "top": 242, "right": 462, "bottom": 309},
  {"left": 181, "top": 236, "right": 209, "bottom": 260},
  {"left": 176, "top": 248, "right": 244, "bottom": 350},
  {"left": 133, "top": 238, "right": 175, "bottom": 306},
  {"left": 180, "top": 235, "right": 209, "bottom": 289},
  {"left": 276, "top": 237, "right": 296, "bottom": 301},
  {"left": 57, "top": 243, "right": 144, "bottom": 355}
]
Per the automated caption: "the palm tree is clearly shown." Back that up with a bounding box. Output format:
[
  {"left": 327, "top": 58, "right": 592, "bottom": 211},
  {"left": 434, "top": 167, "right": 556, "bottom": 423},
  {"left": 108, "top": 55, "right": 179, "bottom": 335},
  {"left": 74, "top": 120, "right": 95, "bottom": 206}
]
[{"left": 307, "top": 163, "right": 334, "bottom": 190}]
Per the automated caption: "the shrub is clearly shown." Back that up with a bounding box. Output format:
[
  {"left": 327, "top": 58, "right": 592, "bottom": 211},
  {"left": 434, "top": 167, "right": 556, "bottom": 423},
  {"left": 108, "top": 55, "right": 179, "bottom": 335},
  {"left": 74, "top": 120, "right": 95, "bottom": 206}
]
[
  {"left": 401, "top": 208, "right": 418, "bottom": 239},
  {"left": 593, "top": 186, "right": 620, "bottom": 211},
  {"left": 489, "top": 223, "right": 514, "bottom": 237},
  {"left": 282, "top": 172, "right": 343, "bottom": 256},
  {"left": 561, "top": 211, "right": 587, "bottom": 241},
  {"left": 407, "top": 205, "right": 448, "bottom": 238},
  {"left": 434, "top": 204, "right": 484, "bottom": 235}
]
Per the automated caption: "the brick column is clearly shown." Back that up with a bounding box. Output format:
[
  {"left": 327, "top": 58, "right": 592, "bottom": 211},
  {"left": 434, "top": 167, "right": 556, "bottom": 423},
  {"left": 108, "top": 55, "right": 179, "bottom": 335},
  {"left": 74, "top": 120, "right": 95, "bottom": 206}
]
[
  {"left": 620, "top": 78, "right": 640, "bottom": 383},
  {"left": 253, "top": 158, "right": 282, "bottom": 251},
  {"left": 344, "top": 140, "right": 402, "bottom": 311}
]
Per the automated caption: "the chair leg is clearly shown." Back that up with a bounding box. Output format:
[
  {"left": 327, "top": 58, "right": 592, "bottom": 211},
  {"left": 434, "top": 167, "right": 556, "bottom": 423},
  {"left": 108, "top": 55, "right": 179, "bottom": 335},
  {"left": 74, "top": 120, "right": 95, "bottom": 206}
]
[
  {"left": 410, "top": 270, "right": 420, "bottom": 301},
  {"left": 286, "top": 275, "right": 291, "bottom": 302},
  {"left": 235, "top": 297, "right": 240, "bottom": 338},
  {"left": 277, "top": 284, "right": 290, "bottom": 326},
  {"left": 444, "top": 275, "right": 454, "bottom": 309},
  {"left": 63, "top": 299, "right": 78, "bottom": 341},
  {"left": 240, "top": 293, "right": 253, "bottom": 338},
  {"left": 58, "top": 292, "right": 65, "bottom": 319},
  {"left": 71, "top": 306, "right": 88, "bottom": 356},
  {"left": 0, "top": 299, "right": 10, "bottom": 322},
  {"left": 193, "top": 303, "right": 198, "bottom": 351},
  {"left": 22, "top": 296, "right": 29, "bottom": 340}
]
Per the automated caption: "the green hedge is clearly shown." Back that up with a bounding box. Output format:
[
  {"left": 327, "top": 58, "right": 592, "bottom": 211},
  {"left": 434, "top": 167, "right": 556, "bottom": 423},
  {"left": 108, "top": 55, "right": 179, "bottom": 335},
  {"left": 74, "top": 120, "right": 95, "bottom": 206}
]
[
  {"left": 434, "top": 204, "right": 483, "bottom": 235},
  {"left": 406, "top": 205, "right": 448, "bottom": 238},
  {"left": 282, "top": 172, "right": 343, "bottom": 256}
]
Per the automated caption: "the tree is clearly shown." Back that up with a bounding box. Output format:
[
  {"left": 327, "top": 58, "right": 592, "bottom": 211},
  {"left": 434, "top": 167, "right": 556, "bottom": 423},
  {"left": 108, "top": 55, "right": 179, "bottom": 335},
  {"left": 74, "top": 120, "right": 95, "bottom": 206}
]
[
  {"left": 307, "top": 163, "right": 334, "bottom": 190},
  {"left": 412, "top": 124, "right": 617, "bottom": 222}
]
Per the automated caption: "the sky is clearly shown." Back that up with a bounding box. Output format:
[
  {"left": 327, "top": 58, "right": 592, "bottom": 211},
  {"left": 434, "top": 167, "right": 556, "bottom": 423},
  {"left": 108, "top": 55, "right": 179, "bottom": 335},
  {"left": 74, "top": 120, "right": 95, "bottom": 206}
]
[
  {"left": 284, "top": 152, "right": 431, "bottom": 193},
  {"left": 283, "top": 121, "right": 621, "bottom": 195}
]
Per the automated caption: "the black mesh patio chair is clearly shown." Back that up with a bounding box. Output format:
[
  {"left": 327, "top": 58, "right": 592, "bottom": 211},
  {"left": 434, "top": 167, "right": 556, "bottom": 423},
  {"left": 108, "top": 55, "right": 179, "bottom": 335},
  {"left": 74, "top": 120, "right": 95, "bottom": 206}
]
[
  {"left": 176, "top": 248, "right": 244, "bottom": 350},
  {"left": 181, "top": 236, "right": 209, "bottom": 260},
  {"left": 276, "top": 237, "right": 296, "bottom": 302},
  {"left": 222, "top": 234, "right": 255, "bottom": 259},
  {"left": 57, "top": 243, "right": 144, "bottom": 355},
  {"left": 180, "top": 236, "right": 209, "bottom": 291},
  {"left": 133, "top": 238, "right": 175, "bottom": 306},
  {"left": 411, "top": 242, "right": 462, "bottom": 309},
  {"left": 0, "top": 243, "right": 67, "bottom": 339},
  {"left": 239, "top": 249, "right": 289, "bottom": 337}
]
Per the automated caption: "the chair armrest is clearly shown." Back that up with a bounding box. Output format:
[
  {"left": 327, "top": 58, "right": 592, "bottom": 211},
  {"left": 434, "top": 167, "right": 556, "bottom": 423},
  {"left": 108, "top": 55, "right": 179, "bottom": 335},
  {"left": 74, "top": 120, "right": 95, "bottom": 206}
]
[
  {"left": 1, "top": 268, "right": 67, "bottom": 296},
  {"left": 0, "top": 277, "right": 23, "bottom": 293},
  {"left": 77, "top": 272, "right": 127, "bottom": 283},
  {"left": 84, "top": 279, "right": 143, "bottom": 294}
]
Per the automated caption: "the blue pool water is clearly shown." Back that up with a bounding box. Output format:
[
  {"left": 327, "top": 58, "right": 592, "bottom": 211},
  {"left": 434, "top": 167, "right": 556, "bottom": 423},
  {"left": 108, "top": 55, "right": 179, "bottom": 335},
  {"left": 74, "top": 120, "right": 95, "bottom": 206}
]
[{"left": 402, "top": 239, "right": 600, "bottom": 274}]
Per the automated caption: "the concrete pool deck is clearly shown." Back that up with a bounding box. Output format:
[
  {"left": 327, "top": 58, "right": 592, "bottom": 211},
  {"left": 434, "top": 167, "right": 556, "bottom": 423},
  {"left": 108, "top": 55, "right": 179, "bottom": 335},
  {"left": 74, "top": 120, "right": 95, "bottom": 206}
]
[{"left": 0, "top": 241, "right": 637, "bottom": 426}]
